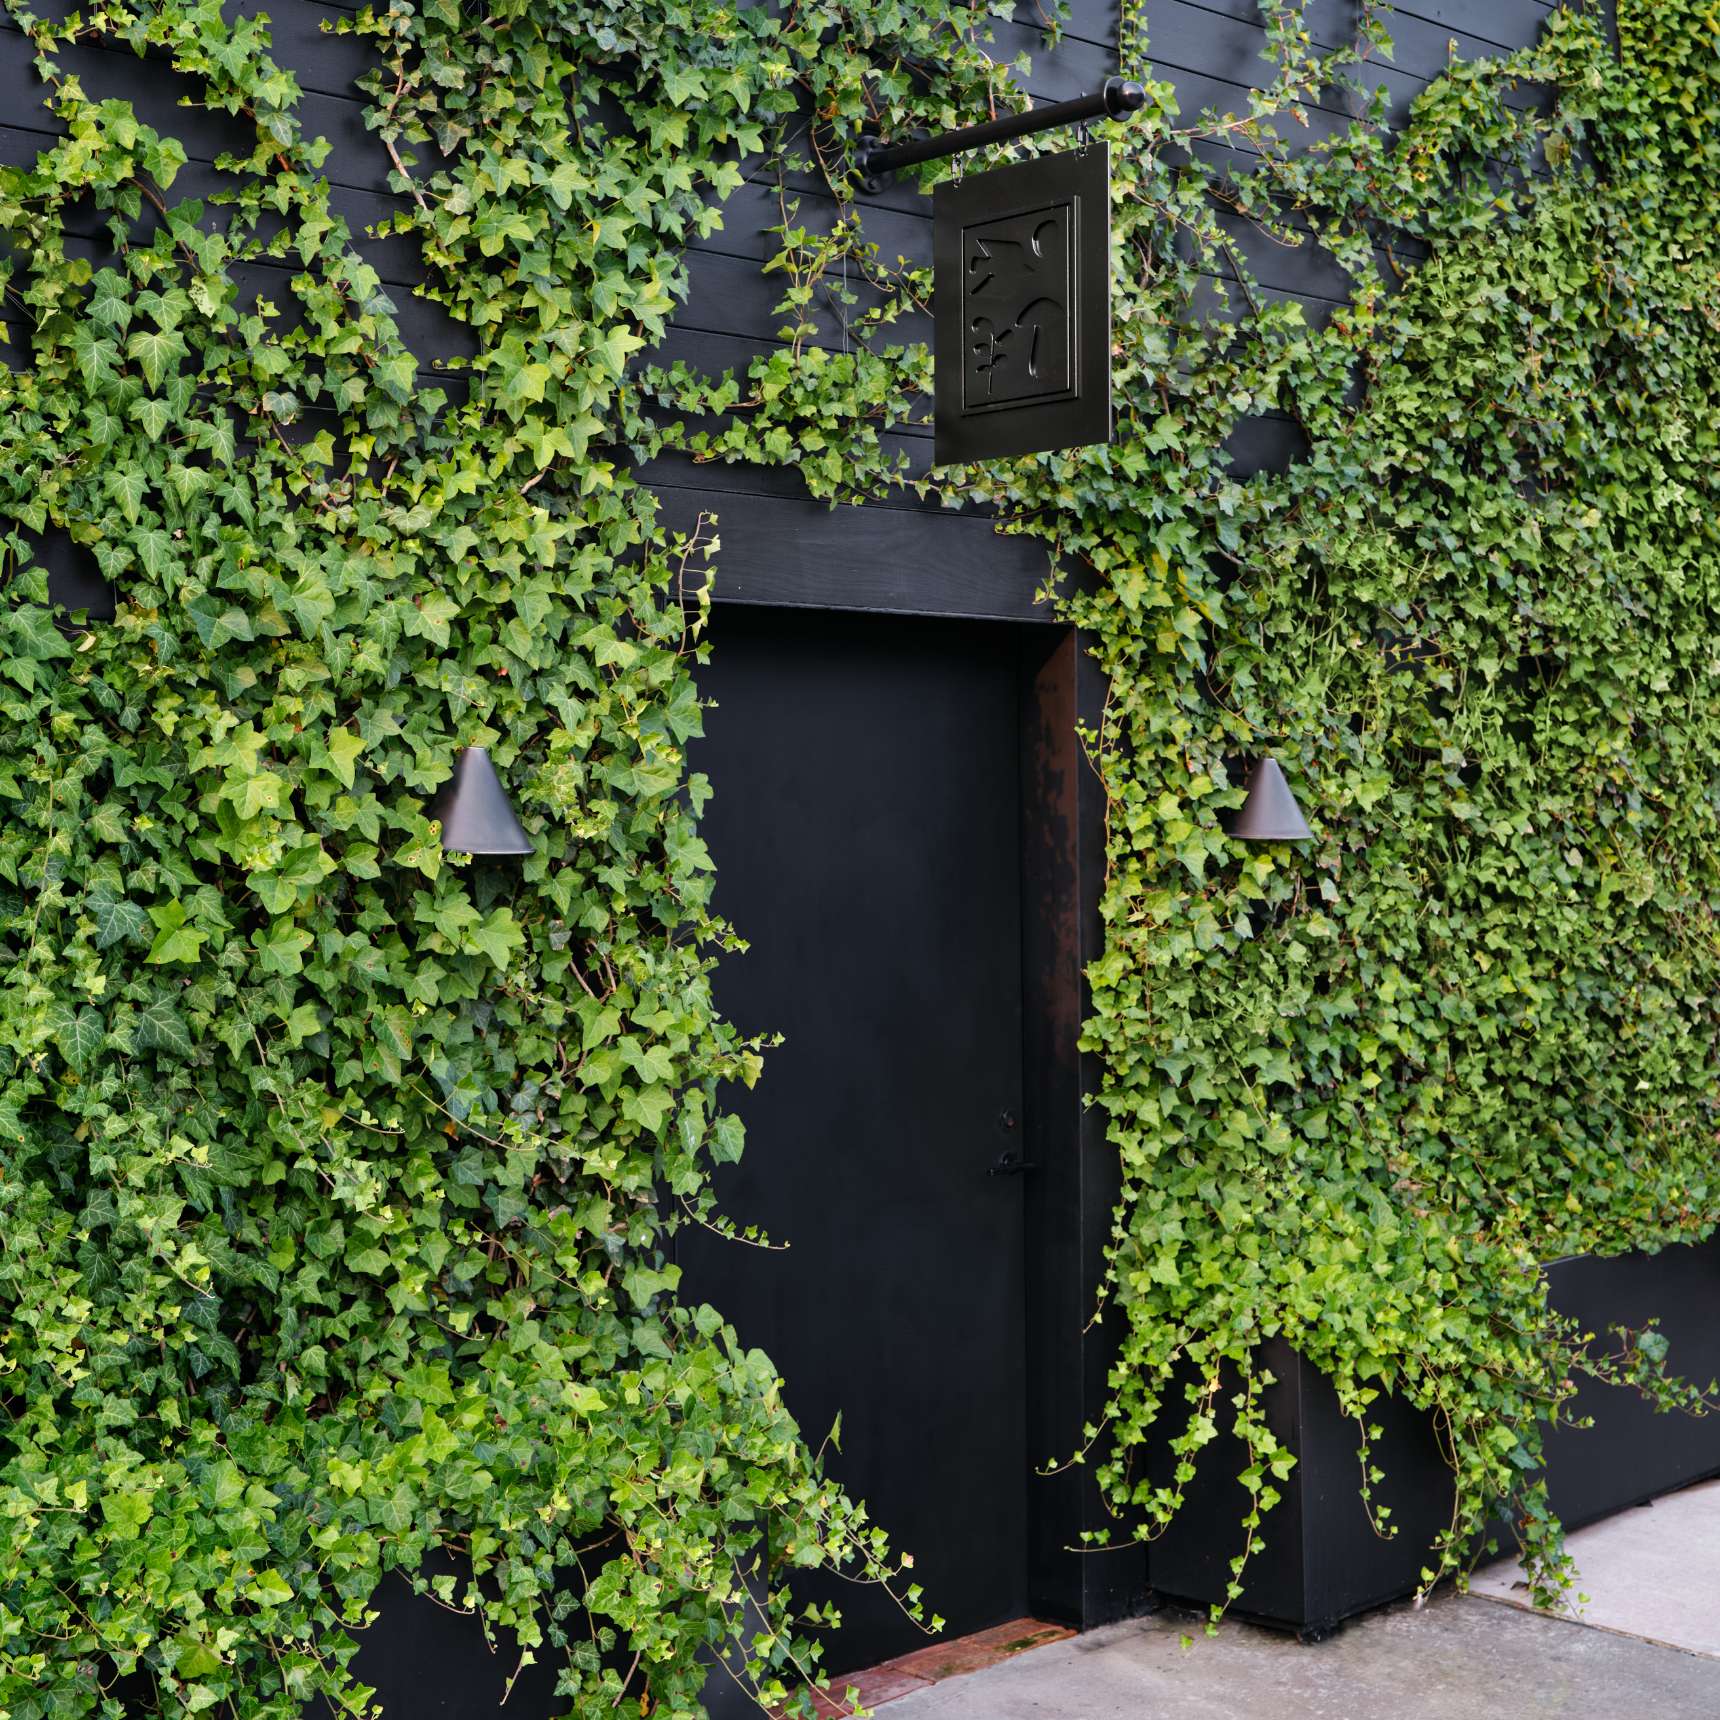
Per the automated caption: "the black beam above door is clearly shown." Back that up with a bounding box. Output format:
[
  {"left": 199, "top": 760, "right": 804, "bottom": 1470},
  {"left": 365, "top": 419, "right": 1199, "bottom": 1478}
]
[{"left": 652, "top": 483, "right": 1067, "bottom": 624}]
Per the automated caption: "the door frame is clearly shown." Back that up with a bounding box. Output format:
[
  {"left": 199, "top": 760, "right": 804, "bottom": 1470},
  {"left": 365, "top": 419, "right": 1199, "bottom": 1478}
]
[
  {"left": 696, "top": 575, "right": 1145, "bottom": 1633},
  {"left": 1016, "top": 626, "right": 1146, "bottom": 1629}
]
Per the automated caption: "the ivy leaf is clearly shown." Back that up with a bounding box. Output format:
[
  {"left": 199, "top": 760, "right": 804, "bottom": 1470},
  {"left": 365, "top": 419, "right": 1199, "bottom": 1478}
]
[
  {"left": 106, "top": 466, "right": 148, "bottom": 525},
  {"left": 51, "top": 1004, "right": 106, "bottom": 1070},
  {"left": 405, "top": 592, "right": 460, "bottom": 647},
  {"left": 86, "top": 400, "right": 123, "bottom": 446},
  {"left": 91, "top": 891, "right": 149, "bottom": 949},
  {"left": 187, "top": 413, "right": 237, "bottom": 465},
  {"left": 87, "top": 802, "right": 128, "bottom": 845},
  {"left": 579, "top": 1002, "right": 620, "bottom": 1051},
  {"left": 147, "top": 924, "right": 206, "bottom": 965},
  {"left": 371, "top": 1485, "right": 416, "bottom": 1534},
  {"left": 188, "top": 594, "right": 254, "bottom": 647},
  {"left": 126, "top": 326, "right": 189, "bottom": 390},
  {"left": 253, "top": 920, "right": 312, "bottom": 976},
  {"left": 9, "top": 607, "right": 73, "bottom": 661},
  {"left": 69, "top": 325, "right": 118, "bottom": 387},
  {"left": 89, "top": 274, "right": 132, "bottom": 330},
  {"left": 173, "top": 1639, "right": 224, "bottom": 1681},
  {"left": 709, "top": 1114, "right": 745, "bottom": 1165},
  {"left": 164, "top": 462, "right": 211, "bottom": 505},
  {"left": 247, "top": 1570, "right": 295, "bottom": 1608},
  {"left": 99, "top": 1490, "right": 155, "bottom": 1540},
  {"left": 254, "top": 843, "right": 336, "bottom": 913},
  {"left": 395, "top": 819, "right": 443, "bottom": 879},
  {"left": 131, "top": 396, "right": 174, "bottom": 441},
  {"left": 542, "top": 160, "right": 586, "bottom": 210},
  {"left": 592, "top": 324, "right": 645, "bottom": 378},
  {"left": 467, "top": 908, "right": 525, "bottom": 971},
  {"left": 223, "top": 771, "right": 291, "bottom": 820},
  {"left": 147, "top": 899, "right": 206, "bottom": 966},
  {"left": 134, "top": 1000, "right": 193, "bottom": 1060},
  {"left": 621, "top": 1083, "right": 674, "bottom": 1135},
  {"left": 623, "top": 1262, "right": 679, "bottom": 1309},
  {"left": 321, "top": 726, "right": 366, "bottom": 788},
  {"left": 373, "top": 352, "right": 415, "bottom": 401},
  {"left": 136, "top": 528, "right": 177, "bottom": 583},
  {"left": 660, "top": 65, "right": 708, "bottom": 107},
  {"left": 620, "top": 1036, "right": 676, "bottom": 1085},
  {"left": 491, "top": 337, "right": 553, "bottom": 418}
]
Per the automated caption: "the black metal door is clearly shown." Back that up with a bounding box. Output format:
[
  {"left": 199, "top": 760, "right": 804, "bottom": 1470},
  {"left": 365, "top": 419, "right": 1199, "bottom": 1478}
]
[{"left": 683, "top": 605, "right": 1030, "bottom": 1674}]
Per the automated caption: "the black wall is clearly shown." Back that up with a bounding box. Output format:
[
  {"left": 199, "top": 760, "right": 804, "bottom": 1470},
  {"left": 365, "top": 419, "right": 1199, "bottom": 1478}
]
[
  {"left": 644, "top": 0, "right": 1572, "bottom": 616},
  {"left": 2, "top": 2, "right": 1571, "bottom": 615},
  {"left": 0, "top": 0, "right": 1583, "bottom": 1664}
]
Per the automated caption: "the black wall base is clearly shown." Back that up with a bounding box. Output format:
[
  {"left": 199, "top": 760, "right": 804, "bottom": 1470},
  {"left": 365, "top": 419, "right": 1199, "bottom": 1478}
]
[{"left": 1146, "top": 1236, "right": 1720, "bottom": 1632}]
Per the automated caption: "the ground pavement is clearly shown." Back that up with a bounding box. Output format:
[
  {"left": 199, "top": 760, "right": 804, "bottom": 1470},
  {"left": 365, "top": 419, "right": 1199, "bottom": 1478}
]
[{"left": 874, "top": 1479, "right": 1720, "bottom": 1720}]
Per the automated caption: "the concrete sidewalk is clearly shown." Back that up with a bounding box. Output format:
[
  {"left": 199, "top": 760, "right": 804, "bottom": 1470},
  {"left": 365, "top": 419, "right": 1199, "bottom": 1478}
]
[
  {"left": 1469, "top": 1479, "right": 1720, "bottom": 1660},
  {"left": 877, "top": 1592, "right": 1719, "bottom": 1719}
]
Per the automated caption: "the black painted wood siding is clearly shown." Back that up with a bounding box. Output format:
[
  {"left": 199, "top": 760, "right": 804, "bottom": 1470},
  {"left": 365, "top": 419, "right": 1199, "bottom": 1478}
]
[{"left": 0, "top": 2, "right": 1568, "bottom": 620}]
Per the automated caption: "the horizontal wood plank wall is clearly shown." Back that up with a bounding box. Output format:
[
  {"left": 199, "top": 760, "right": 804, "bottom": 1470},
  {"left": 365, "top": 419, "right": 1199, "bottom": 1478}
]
[
  {"left": 0, "top": 2, "right": 1569, "bottom": 618},
  {"left": 643, "top": 4, "right": 1125, "bottom": 621}
]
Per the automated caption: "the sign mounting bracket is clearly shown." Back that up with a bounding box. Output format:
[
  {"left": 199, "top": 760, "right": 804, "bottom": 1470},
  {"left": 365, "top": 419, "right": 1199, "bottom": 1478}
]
[{"left": 855, "top": 77, "right": 1145, "bottom": 195}]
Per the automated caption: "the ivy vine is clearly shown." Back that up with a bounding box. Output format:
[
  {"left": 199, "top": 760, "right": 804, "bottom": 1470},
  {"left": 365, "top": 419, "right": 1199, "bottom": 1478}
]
[
  {"left": 1, "top": 1, "right": 1717, "bottom": 1717},
  {"left": 0, "top": 3, "right": 992, "bottom": 1715},
  {"left": 649, "top": 0, "right": 1720, "bottom": 1627}
]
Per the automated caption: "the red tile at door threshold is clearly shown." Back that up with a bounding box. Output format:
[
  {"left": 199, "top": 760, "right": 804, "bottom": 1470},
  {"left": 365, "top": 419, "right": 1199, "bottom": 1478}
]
[{"left": 792, "top": 1618, "right": 1076, "bottom": 1716}]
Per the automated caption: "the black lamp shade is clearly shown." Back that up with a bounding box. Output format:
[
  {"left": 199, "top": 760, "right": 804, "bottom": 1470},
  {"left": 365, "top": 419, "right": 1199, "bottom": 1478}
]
[
  {"left": 427, "top": 746, "right": 534, "bottom": 855},
  {"left": 1233, "top": 755, "right": 1312, "bottom": 842}
]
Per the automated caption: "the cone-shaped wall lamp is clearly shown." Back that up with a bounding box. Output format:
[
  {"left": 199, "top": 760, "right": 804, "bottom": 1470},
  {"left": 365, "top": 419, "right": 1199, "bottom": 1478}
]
[
  {"left": 1232, "top": 755, "right": 1312, "bottom": 842},
  {"left": 427, "top": 746, "right": 534, "bottom": 856}
]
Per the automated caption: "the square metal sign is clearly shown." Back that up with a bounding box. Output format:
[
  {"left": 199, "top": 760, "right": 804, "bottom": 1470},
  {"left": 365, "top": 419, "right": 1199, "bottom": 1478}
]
[{"left": 933, "top": 146, "right": 1111, "bottom": 464}]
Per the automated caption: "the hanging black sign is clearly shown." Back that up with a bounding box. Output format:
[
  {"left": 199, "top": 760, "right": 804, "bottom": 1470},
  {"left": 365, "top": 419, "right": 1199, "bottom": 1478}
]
[{"left": 933, "top": 146, "right": 1111, "bottom": 464}]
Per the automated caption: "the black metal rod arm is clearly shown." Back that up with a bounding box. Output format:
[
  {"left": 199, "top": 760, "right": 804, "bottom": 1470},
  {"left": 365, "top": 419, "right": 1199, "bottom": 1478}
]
[{"left": 857, "top": 76, "right": 1145, "bottom": 184}]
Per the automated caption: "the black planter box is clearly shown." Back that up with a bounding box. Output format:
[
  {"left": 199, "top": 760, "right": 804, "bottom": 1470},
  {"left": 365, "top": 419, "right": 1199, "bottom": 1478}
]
[
  {"left": 286, "top": 1242, "right": 1720, "bottom": 1710},
  {"left": 1146, "top": 1237, "right": 1720, "bottom": 1633},
  {"left": 300, "top": 1552, "right": 567, "bottom": 1718},
  {"left": 292, "top": 1549, "right": 768, "bottom": 1718}
]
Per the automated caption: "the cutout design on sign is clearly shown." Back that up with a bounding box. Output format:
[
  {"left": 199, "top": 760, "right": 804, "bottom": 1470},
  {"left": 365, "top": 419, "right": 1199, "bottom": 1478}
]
[
  {"left": 934, "top": 147, "right": 1111, "bottom": 464},
  {"left": 962, "top": 204, "right": 1073, "bottom": 410}
]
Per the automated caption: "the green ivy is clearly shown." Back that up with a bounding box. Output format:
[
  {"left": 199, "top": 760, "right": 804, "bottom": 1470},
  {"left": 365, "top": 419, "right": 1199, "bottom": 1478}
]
[
  {"left": 648, "top": 0, "right": 1720, "bottom": 1626},
  {"left": 0, "top": 3, "right": 1019, "bottom": 1714},
  {"left": 1052, "top": 0, "right": 1720, "bottom": 1615},
  {"left": 2, "top": 1, "right": 1717, "bottom": 1716}
]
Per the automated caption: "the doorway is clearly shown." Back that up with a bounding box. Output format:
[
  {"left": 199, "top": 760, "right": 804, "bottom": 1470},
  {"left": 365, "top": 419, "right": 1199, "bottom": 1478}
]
[{"left": 681, "top": 606, "right": 1038, "bottom": 1672}]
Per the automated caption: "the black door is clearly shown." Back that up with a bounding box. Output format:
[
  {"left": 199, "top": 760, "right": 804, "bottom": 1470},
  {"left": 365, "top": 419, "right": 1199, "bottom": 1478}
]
[{"left": 682, "top": 605, "right": 1030, "bottom": 1674}]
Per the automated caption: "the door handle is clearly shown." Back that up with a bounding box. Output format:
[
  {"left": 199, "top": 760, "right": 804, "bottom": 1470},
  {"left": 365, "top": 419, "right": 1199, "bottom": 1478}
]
[{"left": 988, "top": 1151, "right": 1038, "bottom": 1176}]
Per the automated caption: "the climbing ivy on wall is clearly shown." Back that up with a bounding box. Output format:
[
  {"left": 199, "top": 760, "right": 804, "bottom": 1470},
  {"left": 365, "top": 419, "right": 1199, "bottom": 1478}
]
[
  {"left": 1068, "top": 0, "right": 1720, "bottom": 1612},
  {"left": 650, "top": 0, "right": 1720, "bottom": 1627},
  {"left": 1039, "top": 0, "right": 1720, "bottom": 1615},
  {"left": 0, "top": 3, "right": 1018, "bottom": 1715},
  {"left": 0, "top": 4, "right": 1716, "bottom": 1719}
]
